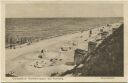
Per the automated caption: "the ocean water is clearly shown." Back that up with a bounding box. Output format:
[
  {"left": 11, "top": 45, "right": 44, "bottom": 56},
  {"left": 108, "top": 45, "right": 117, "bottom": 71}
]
[{"left": 5, "top": 17, "right": 123, "bottom": 44}]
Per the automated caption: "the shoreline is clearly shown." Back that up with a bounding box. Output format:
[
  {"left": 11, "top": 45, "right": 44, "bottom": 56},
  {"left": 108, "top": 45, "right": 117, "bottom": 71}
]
[
  {"left": 5, "top": 31, "right": 82, "bottom": 60},
  {"left": 6, "top": 22, "right": 122, "bottom": 61}
]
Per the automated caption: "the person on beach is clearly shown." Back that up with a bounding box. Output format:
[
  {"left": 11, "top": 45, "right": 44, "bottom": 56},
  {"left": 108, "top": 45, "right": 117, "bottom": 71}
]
[
  {"left": 38, "top": 49, "right": 46, "bottom": 59},
  {"left": 89, "top": 29, "right": 92, "bottom": 37}
]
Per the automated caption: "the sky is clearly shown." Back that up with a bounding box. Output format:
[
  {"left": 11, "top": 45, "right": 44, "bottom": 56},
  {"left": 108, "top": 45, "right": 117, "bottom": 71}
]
[{"left": 5, "top": 2, "right": 123, "bottom": 18}]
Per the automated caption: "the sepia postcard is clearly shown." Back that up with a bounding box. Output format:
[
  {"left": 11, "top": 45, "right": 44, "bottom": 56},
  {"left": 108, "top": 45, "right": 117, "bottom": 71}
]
[{"left": 0, "top": 0, "right": 128, "bottom": 82}]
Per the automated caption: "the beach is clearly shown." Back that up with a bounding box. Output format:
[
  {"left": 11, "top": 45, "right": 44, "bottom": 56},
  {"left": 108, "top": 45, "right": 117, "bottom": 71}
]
[{"left": 5, "top": 22, "right": 122, "bottom": 77}]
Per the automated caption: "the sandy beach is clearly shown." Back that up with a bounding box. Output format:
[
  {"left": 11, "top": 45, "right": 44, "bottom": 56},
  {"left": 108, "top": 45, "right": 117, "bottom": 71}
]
[
  {"left": 5, "top": 22, "right": 122, "bottom": 77},
  {"left": 6, "top": 30, "right": 87, "bottom": 77}
]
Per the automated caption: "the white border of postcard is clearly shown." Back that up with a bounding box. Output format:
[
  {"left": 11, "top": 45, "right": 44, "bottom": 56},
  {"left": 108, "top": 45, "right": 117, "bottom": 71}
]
[{"left": 0, "top": 0, "right": 128, "bottom": 82}]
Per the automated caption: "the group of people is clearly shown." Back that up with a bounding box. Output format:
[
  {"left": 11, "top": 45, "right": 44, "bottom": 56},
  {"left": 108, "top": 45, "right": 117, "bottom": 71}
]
[{"left": 7, "top": 37, "right": 33, "bottom": 49}]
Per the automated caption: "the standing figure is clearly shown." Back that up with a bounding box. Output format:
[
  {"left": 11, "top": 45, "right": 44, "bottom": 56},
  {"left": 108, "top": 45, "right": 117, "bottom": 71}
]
[
  {"left": 89, "top": 29, "right": 92, "bottom": 37},
  {"left": 38, "top": 49, "right": 46, "bottom": 59}
]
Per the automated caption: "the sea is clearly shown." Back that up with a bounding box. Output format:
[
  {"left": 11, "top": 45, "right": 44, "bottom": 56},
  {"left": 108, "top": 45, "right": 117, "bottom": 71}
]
[{"left": 5, "top": 17, "right": 123, "bottom": 45}]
